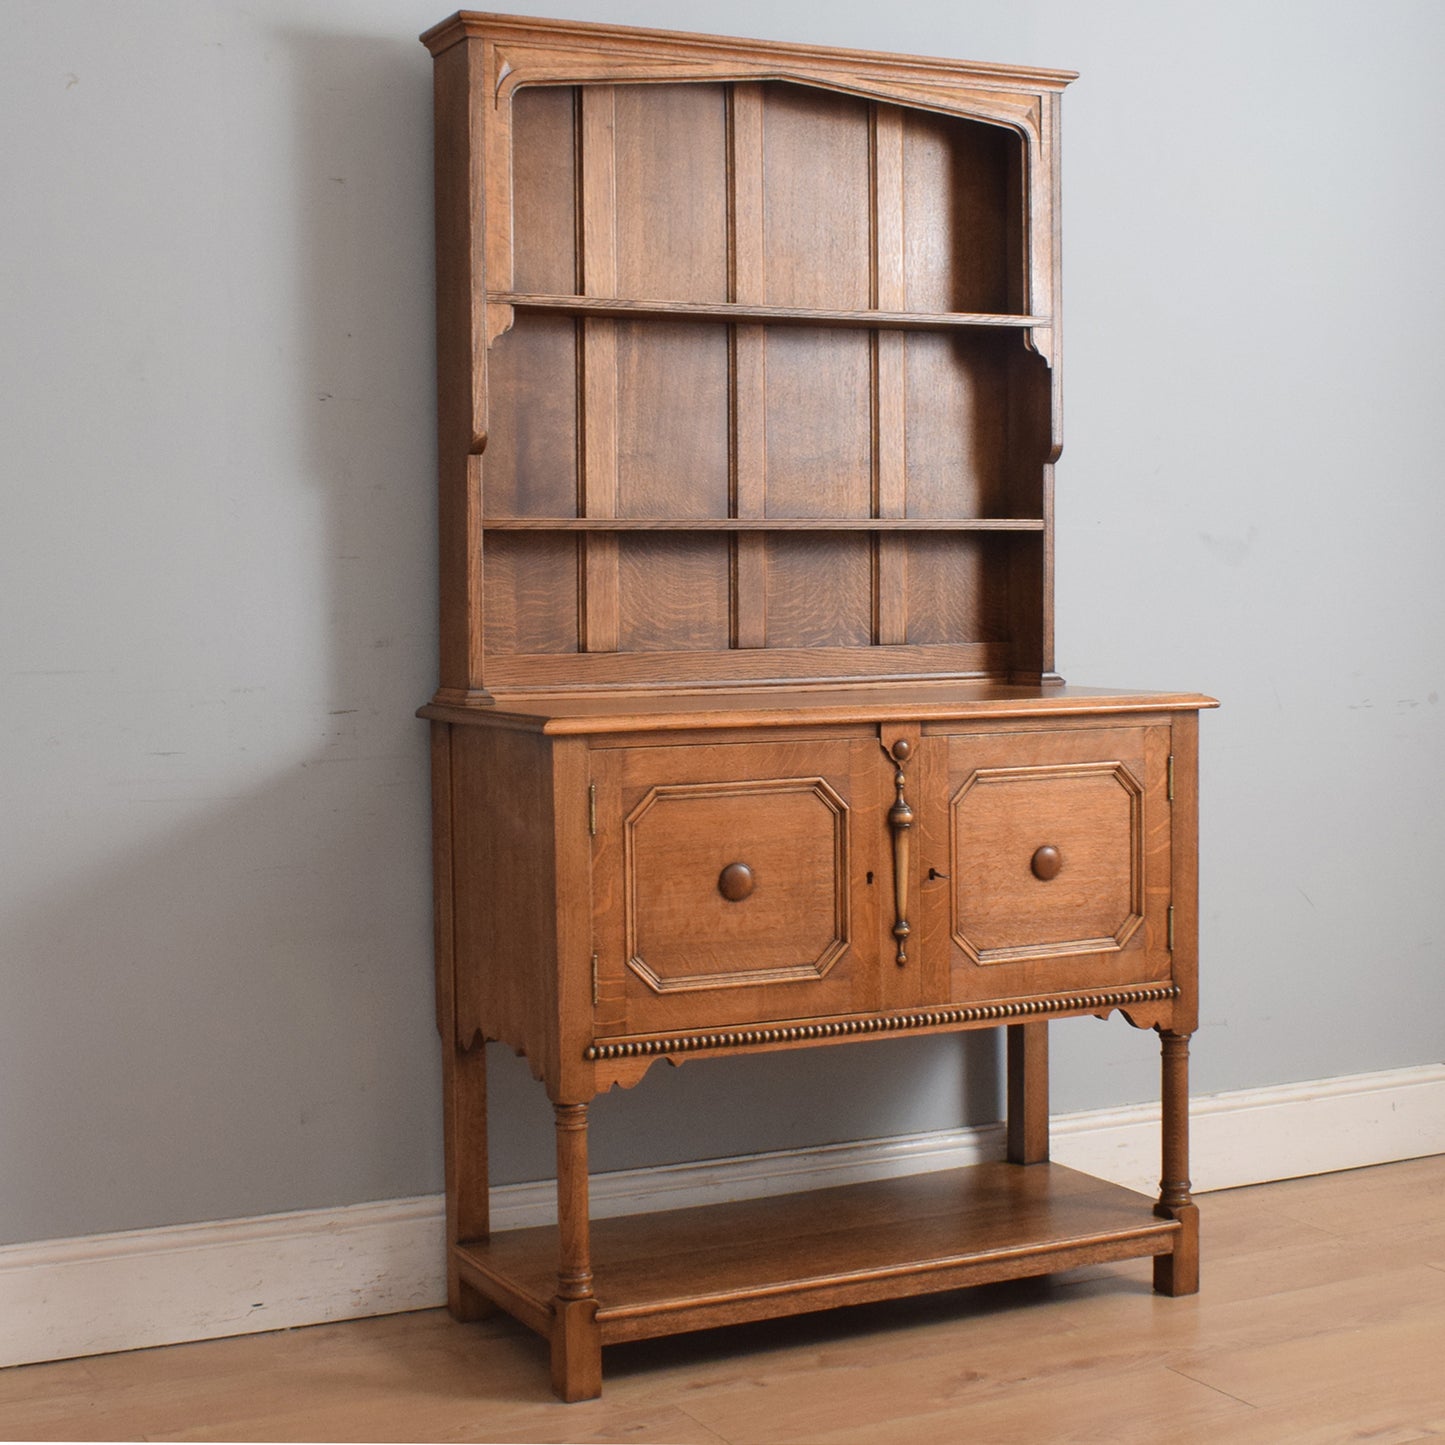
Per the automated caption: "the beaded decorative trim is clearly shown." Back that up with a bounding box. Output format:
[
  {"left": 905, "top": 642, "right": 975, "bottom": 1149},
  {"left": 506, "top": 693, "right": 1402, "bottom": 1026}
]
[{"left": 584, "top": 984, "right": 1180, "bottom": 1061}]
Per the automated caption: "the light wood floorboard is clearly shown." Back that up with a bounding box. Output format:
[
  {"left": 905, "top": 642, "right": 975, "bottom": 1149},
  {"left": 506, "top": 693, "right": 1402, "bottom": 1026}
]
[{"left": 1, "top": 1156, "right": 1442, "bottom": 1443}]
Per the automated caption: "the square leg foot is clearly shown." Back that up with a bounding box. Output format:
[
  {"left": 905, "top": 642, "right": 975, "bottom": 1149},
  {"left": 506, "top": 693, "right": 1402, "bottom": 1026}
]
[
  {"left": 1153, "top": 1201, "right": 1200, "bottom": 1296},
  {"left": 447, "top": 1271, "right": 494, "bottom": 1323},
  {"left": 550, "top": 1297, "right": 602, "bottom": 1402}
]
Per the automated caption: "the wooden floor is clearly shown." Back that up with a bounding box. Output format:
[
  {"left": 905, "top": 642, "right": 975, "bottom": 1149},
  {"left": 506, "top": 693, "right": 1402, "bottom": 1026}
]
[{"left": 2, "top": 1156, "right": 1442, "bottom": 1443}]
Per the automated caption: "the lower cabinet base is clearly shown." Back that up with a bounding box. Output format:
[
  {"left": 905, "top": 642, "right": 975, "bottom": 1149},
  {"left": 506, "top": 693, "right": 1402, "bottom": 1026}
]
[{"left": 452, "top": 1161, "right": 1189, "bottom": 1401}]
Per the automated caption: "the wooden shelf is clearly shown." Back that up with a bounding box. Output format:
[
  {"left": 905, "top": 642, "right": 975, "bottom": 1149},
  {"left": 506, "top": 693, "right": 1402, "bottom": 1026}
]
[
  {"left": 454, "top": 1163, "right": 1179, "bottom": 1346},
  {"left": 494, "top": 292, "right": 1049, "bottom": 333},
  {"left": 481, "top": 517, "right": 1047, "bottom": 532}
]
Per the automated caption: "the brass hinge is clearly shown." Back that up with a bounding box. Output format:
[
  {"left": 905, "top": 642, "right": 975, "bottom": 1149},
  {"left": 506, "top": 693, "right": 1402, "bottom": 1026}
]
[
  {"left": 1167, "top": 905, "right": 1175, "bottom": 952},
  {"left": 591, "top": 952, "right": 599, "bottom": 1006},
  {"left": 1168, "top": 754, "right": 1175, "bottom": 804},
  {"left": 588, "top": 783, "right": 596, "bottom": 836}
]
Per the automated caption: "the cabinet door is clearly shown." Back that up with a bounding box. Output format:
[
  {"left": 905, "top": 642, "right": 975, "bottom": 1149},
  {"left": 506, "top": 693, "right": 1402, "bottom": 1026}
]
[
  {"left": 590, "top": 737, "right": 887, "bottom": 1039},
  {"left": 929, "top": 725, "right": 1173, "bottom": 1002}
]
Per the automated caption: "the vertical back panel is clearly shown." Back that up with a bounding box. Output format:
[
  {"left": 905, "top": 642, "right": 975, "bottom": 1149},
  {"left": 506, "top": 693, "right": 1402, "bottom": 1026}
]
[
  {"left": 483, "top": 317, "right": 579, "bottom": 518},
  {"left": 764, "top": 535, "right": 874, "bottom": 649},
  {"left": 902, "top": 111, "right": 1013, "bottom": 315},
  {"left": 763, "top": 323, "right": 874, "bottom": 647},
  {"left": 616, "top": 321, "right": 730, "bottom": 520},
  {"left": 904, "top": 533, "right": 1009, "bottom": 646},
  {"left": 764, "top": 328, "right": 872, "bottom": 517},
  {"left": 617, "top": 535, "right": 732, "bottom": 651},
  {"left": 904, "top": 332, "right": 1009, "bottom": 519},
  {"left": 761, "top": 84, "right": 872, "bottom": 309},
  {"left": 483, "top": 534, "right": 581, "bottom": 655},
  {"left": 510, "top": 85, "right": 578, "bottom": 295},
  {"left": 614, "top": 84, "right": 729, "bottom": 302}
]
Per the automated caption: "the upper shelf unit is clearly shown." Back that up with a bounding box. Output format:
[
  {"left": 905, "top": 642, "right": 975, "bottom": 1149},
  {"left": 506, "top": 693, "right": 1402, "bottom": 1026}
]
[{"left": 424, "top": 14, "right": 1073, "bottom": 701}]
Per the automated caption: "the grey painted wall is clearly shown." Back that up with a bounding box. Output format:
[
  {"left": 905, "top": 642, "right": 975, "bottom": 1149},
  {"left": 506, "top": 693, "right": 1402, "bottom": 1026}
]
[{"left": 3, "top": 0, "right": 1442, "bottom": 1248}]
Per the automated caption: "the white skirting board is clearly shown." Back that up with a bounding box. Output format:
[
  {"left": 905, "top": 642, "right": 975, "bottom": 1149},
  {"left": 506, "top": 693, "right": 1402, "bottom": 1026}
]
[{"left": 3, "top": 1061, "right": 1441, "bottom": 1370}]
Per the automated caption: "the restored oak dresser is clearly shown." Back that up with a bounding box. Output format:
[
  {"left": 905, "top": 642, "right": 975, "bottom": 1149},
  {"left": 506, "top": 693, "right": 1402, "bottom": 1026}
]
[{"left": 418, "top": 10, "right": 1216, "bottom": 1400}]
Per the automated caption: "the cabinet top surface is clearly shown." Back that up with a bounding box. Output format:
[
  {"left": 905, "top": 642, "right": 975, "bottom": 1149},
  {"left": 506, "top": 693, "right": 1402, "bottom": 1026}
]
[
  {"left": 421, "top": 683, "right": 1218, "bottom": 735},
  {"left": 420, "top": 10, "right": 1079, "bottom": 89}
]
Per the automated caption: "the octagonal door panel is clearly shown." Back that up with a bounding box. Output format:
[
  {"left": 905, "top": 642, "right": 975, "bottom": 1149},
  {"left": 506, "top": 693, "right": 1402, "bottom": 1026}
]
[
  {"left": 589, "top": 737, "right": 887, "bottom": 1040},
  {"left": 933, "top": 725, "right": 1173, "bottom": 1002}
]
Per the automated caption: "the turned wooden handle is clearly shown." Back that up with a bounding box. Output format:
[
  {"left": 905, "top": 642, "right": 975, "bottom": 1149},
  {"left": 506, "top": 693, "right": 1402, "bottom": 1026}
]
[
  {"left": 1031, "top": 845, "right": 1062, "bottom": 881},
  {"left": 717, "top": 862, "right": 755, "bottom": 901},
  {"left": 887, "top": 760, "right": 913, "bottom": 965}
]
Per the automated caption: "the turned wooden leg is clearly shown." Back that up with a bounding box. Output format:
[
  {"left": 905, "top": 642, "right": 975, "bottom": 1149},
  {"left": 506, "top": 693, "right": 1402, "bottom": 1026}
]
[
  {"left": 442, "top": 1037, "right": 492, "bottom": 1321},
  {"left": 1153, "top": 1029, "right": 1199, "bottom": 1296},
  {"left": 1006, "top": 1021, "right": 1050, "bottom": 1165},
  {"left": 550, "top": 1102, "right": 602, "bottom": 1402}
]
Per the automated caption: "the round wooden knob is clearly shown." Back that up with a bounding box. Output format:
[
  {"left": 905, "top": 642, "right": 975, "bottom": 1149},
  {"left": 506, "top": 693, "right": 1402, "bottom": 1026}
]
[
  {"left": 718, "top": 863, "right": 755, "bottom": 901},
  {"left": 1031, "top": 845, "right": 1062, "bottom": 881},
  {"left": 890, "top": 739, "right": 912, "bottom": 761}
]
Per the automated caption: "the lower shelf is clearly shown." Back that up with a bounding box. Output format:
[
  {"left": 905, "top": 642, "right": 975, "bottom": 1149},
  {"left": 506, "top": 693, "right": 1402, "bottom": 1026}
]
[{"left": 455, "top": 1162, "right": 1178, "bottom": 1346}]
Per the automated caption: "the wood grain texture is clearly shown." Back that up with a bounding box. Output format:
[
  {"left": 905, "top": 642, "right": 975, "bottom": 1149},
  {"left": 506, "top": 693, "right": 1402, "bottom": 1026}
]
[
  {"left": 549, "top": 1100, "right": 602, "bottom": 1400},
  {"left": 615, "top": 322, "right": 729, "bottom": 521},
  {"left": 509, "top": 86, "right": 577, "bottom": 296},
  {"left": 940, "top": 724, "right": 1173, "bottom": 1006},
  {"left": 447, "top": 725, "right": 560, "bottom": 1083},
  {"left": 761, "top": 84, "right": 872, "bottom": 310},
  {"left": 1154, "top": 1029, "right": 1200, "bottom": 1296},
  {"left": 1167, "top": 710, "right": 1202, "bottom": 1033},
  {"left": 763, "top": 328, "right": 873, "bottom": 519},
  {"left": 443, "top": 1039, "right": 490, "bottom": 1323},
  {"left": 902, "top": 107, "right": 1013, "bottom": 314},
  {"left": 498, "top": 292, "right": 1046, "bottom": 329},
  {"left": 904, "top": 333, "right": 1010, "bottom": 518},
  {"left": 614, "top": 85, "right": 728, "bottom": 303},
  {"left": 481, "top": 534, "right": 579, "bottom": 656},
  {"left": 616, "top": 535, "right": 731, "bottom": 654},
  {"left": 481, "top": 318, "right": 578, "bottom": 520},
  {"left": 552, "top": 1104, "right": 595, "bottom": 1296},
  {"left": 482, "top": 641, "right": 1007, "bottom": 694},
  {"left": 429, "top": 722, "right": 457, "bottom": 1041},
  {"left": 1006, "top": 1019, "right": 1049, "bottom": 1165},
  {"left": 422, "top": 684, "right": 1218, "bottom": 735},
  {"left": 763, "top": 534, "right": 874, "bottom": 650},
  {"left": 434, "top": 722, "right": 493, "bottom": 1324},
  {"left": 580, "top": 87, "right": 621, "bottom": 656},
  {"left": 460, "top": 1163, "right": 1176, "bottom": 1349},
  {"left": 429, "top": 38, "right": 486, "bottom": 694},
  {"left": 903, "top": 532, "right": 1008, "bottom": 646},
  {"left": 732, "top": 83, "right": 769, "bottom": 653},
  {"left": 589, "top": 737, "right": 881, "bottom": 1041},
  {"left": 874, "top": 104, "right": 908, "bottom": 647},
  {"left": 421, "top": 11, "right": 1079, "bottom": 92}
]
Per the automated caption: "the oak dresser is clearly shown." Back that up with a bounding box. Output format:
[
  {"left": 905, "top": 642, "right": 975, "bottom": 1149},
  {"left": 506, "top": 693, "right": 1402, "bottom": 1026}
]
[{"left": 418, "top": 10, "right": 1216, "bottom": 1400}]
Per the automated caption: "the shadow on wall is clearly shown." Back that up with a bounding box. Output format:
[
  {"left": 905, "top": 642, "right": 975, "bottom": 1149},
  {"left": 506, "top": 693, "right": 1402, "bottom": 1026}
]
[
  {"left": 0, "top": 762, "right": 440, "bottom": 1245},
  {"left": 1, "top": 23, "right": 446, "bottom": 1247},
  {"left": 0, "top": 19, "right": 1004, "bottom": 1249}
]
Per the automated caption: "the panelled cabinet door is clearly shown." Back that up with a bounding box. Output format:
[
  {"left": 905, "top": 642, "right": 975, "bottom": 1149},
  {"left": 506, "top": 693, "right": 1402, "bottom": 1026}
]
[
  {"left": 931, "top": 725, "right": 1174, "bottom": 1001},
  {"left": 589, "top": 738, "right": 888, "bottom": 1039}
]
